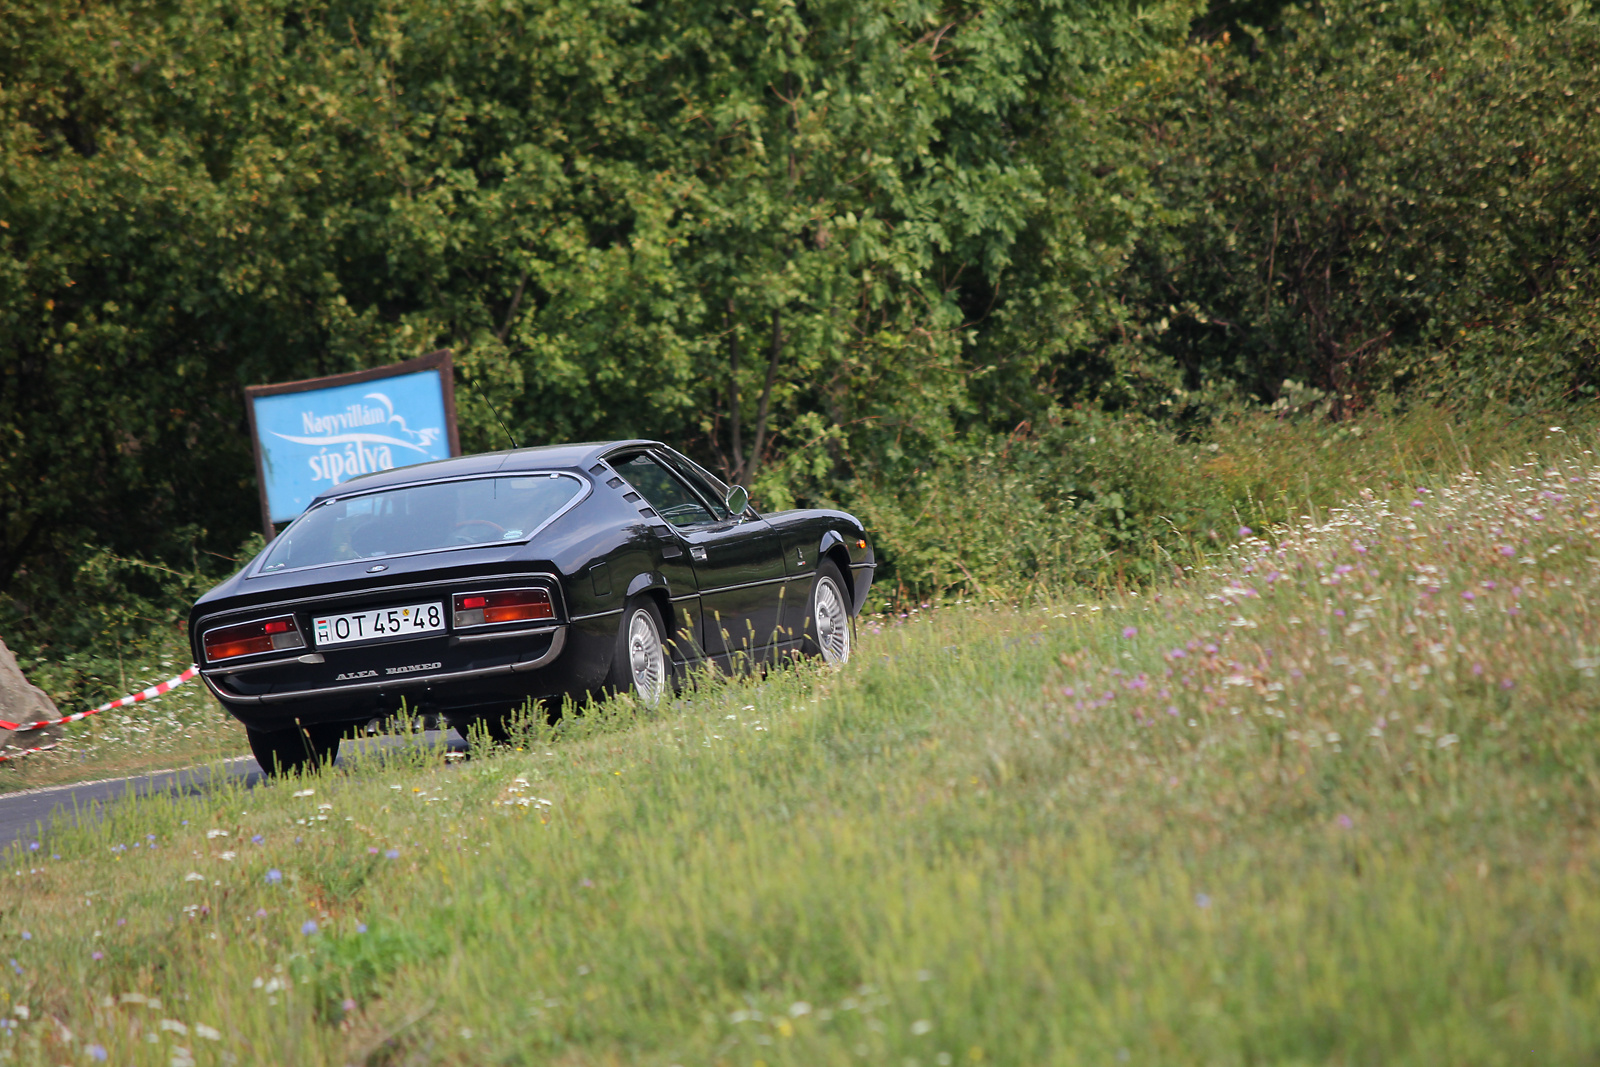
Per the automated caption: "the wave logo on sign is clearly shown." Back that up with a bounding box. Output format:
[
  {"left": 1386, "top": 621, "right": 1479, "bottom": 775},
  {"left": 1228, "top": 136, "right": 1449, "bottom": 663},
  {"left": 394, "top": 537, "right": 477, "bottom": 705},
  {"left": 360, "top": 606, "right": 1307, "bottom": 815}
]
[{"left": 272, "top": 392, "right": 443, "bottom": 485}]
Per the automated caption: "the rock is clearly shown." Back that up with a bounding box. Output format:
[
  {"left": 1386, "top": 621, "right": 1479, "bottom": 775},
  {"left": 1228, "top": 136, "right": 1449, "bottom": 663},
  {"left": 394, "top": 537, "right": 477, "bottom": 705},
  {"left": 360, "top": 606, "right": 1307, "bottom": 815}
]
[{"left": 0, "top": 638, "right": 63, "bottom": 757}]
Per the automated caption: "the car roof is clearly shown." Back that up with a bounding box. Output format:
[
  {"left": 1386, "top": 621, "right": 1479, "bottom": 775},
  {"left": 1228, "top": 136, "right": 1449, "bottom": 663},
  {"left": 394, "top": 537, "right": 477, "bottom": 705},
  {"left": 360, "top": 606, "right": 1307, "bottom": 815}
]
[{"left": 307, "top": 439, "right": 662, "bottom": 503}]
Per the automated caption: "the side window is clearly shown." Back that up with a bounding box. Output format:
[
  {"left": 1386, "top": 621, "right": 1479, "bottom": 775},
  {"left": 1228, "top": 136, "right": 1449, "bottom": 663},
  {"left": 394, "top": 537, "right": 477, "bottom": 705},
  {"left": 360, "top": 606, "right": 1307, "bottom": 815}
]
[
  {"left": 613, "top": 454, "right": 715, "bottom": 528},
  {"left": 656, "top": 450, "right": 732, "bottom": 520}
]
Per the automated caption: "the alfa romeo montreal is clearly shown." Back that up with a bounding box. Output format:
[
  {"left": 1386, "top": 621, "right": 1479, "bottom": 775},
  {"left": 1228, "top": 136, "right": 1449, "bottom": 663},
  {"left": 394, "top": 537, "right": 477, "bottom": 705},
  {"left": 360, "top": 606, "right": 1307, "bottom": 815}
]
[{"left": 189, "top": 440, "right": 874, "bottom": 774}]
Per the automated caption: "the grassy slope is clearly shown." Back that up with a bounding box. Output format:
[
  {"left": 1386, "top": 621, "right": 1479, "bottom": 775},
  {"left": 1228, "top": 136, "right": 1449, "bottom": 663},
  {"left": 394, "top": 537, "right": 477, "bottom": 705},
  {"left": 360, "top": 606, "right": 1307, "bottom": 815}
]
[{"left": 1, "top": 444, "right": 1598, "bottom": 1064}]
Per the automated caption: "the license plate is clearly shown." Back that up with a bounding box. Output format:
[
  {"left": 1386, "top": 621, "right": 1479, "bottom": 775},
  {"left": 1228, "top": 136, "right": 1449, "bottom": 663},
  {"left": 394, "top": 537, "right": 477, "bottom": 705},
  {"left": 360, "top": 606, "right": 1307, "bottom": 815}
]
[{"left": 313, "top": 602, "right": 445, "bottom": 647}]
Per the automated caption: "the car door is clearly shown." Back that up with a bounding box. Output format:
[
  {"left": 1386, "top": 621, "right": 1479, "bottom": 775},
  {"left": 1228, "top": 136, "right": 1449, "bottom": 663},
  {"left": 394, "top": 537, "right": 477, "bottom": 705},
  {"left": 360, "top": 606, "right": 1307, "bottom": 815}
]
[{"left": 610, "top": 451, "right": 789, "bottom": 663}]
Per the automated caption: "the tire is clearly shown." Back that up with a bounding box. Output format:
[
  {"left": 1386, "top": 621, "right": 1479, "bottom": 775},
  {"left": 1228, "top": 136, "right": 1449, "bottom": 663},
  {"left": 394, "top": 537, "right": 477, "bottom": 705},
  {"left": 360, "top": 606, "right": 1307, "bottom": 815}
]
[
  {"left": 607, "top": 597, "right": 669, "bottom": 707},
  {"left": 802, "top": 560, "right": 853, "bottom": 665},
  {"left": 247, "top": 722, "right": 343, "bottom": 777}
]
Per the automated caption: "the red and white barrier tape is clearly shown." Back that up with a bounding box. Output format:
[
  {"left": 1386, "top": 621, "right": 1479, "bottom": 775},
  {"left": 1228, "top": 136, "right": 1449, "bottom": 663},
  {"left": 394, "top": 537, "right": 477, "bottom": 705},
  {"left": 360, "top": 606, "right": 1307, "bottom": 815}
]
[{"left": 0, "top": 665, "right": 200, "bottom": 763}]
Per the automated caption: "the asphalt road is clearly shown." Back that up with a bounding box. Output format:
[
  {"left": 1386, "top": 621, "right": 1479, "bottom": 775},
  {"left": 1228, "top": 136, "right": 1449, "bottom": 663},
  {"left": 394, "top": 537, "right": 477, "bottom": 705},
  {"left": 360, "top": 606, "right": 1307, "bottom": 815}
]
[{"left": 0, "top": 732, "right": 467, "bottom": 852}]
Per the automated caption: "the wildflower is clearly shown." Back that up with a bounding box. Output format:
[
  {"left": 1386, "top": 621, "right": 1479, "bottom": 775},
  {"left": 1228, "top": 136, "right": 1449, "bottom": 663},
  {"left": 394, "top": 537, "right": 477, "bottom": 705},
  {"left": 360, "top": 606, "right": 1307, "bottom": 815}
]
[
  {"left": 18, "top": 932, "right": 28, "bottom": 942},
  {"left": 368, "top": 847, "right": 380, "bottom": 855},
  {"left": 264, "top": 869, "right": 282, "bottom": 885},
  {"left": 1195, "top": 893, "right": 1212, "bottom": 908},
  {"left": 789, "top": 1002, "right": 812, "bottom": 1017},
  {"left": 251, "top": 835, "right": 263, "bottom": 844},
  {"left": 1337, "top": 814, "right": 1353, "bottom": 829},
  {"left": 342, "top": 998, "right": 357, "bottom": 1013},
  {"left": 1122, "top": 626, "right": 1138, "bottom": 639},
  {"left": 183, "top": 872, "right": 204, "bottom": 882},
  {"left": 91, "top": 952, "right": 104, "bottom": 961},
  {"left": 254, "top": 909, "right": 267, "bottom": 918},
  {"left": 194, "top": 1023, "right": 221, "bottom": 1041},
  {"left": 206, "top": 829, "right": 228, "bottom": 839},
  {"left": 1499, "top": 545, "right": 1516, "bottom": 557},
  {"left": 384, "top": 849, "right": 400, "bottom": 860},
  {"left": 302, "top": 920, "right": 318, "bottom": 935},
  {"left": 1238, "top": 526, "right": 1252, "bottom": 537},
  {"left": 911, "top": 1020, "right": 934, "bottom": 1036},
  {"left": 356, "top": 923, "right": 367, "bottom": 934},
  {"left": 1461, "top": 591, "right": 1476, "bottom": 601},
  {"left": 580, "top": 878, "right": 595, "bottom": 888},
  {"left": 87, "top": 1045, "right": 108, "bottom": 1062}
]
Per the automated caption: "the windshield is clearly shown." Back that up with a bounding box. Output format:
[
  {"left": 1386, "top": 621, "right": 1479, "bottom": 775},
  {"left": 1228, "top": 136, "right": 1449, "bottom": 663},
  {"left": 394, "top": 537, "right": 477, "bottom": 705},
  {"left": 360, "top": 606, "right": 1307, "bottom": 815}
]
[{"left": 257, "top": 473, "right": 585, "bottom": 573}]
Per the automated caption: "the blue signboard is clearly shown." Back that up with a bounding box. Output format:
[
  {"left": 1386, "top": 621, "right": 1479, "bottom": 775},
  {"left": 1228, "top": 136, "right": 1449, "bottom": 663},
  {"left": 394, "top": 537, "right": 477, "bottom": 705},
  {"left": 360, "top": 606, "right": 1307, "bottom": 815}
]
[{"left": 244, "top": 351, "right": 460, "bottom": 532}]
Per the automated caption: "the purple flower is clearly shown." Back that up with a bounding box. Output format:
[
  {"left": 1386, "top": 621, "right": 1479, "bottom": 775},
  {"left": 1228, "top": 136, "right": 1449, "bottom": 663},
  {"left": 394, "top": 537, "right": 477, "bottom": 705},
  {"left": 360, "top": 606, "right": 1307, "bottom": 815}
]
[
  {"left": 342, "top": 998, "right": 357, "bottom": 1012},
  {"left": 302, "top": 920, "right": 319, "bottom": 935},
  {"left": 368, "top": 847, "right": 380, "bottom": 855},
  {"left": 19, "top": 931, "right": 29, "bottom": 941},
  {"left": 1461, "top": 591, "right": 1475, "bottom": 601},
  {"left": 91, "top": 951, "right": 104, "bottom": 961},
  {"left": 9, "top": 960, "right": 20, "bottom": 974},
  {"left": 356, "top": 923, "right": 367, "bottom": 934},
  {"left": 1354, "top": 543, "right": 1367, "bottom": 554},
  {"left": 252, "top": 835, "right": 263, "bottom": 844},
  {"left": 1499, "top": 545, "right": 1516, "bottom": 557},
  {"left": 87, "top": 1045, "right": 108, "bottom": 1063},
  {"left": 27, "top": 842, "right": 38, "bottom": 852},
  {"left": 580, "top": 878, "right": 595, "bottom": 888},
  {"left": 1411, "top": 500, "right": 1425, "bottom": 508},
  {"left": 1167, "top": 706, "right": 1179, "bottom": 716},
  {"left": 1333, "top": 609, "right": 1345, "bottom": 617},
  {"left": 1501, "top": 678, "right": 1516, "bottom": 690},
  {"left": 1195, "top": 893, "right": 1212, "bottom": 908},
  {"left": 1237, "top": 526, "right": 1252, "bottom": 538},
  {"left": 385, "top": 849, "right": 400, "bottom": 860},
  {"left": 1337, "top": 814, "right": 1353, "bottom": 829},
  {"left": 1122, "top": 626, "right": 1138, "bottom": 639},
  {"left": 265, "top": 868, "right": 282, "bottom": 885},
  {"left": 255, "top": 908, "right": 267, "bottom": 918}
]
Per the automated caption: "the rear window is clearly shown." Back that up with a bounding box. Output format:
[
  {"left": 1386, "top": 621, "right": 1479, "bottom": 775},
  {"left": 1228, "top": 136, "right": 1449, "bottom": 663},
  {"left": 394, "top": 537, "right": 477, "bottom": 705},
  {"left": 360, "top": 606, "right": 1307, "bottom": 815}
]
[{"left": 257, "top": 473, "right": 585, "bottom": 573}]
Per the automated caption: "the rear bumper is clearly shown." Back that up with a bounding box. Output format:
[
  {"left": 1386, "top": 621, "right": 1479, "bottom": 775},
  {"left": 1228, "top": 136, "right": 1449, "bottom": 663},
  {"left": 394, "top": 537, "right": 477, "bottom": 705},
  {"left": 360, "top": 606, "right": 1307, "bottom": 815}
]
[{"left": 203, "top": 617, "right": 618, "bottom": 733}]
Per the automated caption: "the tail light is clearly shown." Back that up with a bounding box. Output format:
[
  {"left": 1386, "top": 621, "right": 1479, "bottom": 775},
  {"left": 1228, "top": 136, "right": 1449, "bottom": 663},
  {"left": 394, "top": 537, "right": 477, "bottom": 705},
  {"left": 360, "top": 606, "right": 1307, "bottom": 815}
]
[
  {"left": 203, "top": 615, "right": 305, "bottom": 662},
  {"left": 453, "top": 588, "right": 554, "bottom": 628}
]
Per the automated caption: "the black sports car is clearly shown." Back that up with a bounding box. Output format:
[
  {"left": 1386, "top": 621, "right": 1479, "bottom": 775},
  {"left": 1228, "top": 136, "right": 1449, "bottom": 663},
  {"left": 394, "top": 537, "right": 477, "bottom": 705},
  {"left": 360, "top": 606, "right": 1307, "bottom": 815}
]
[{"left": 189, "top": 440, "right": 874, "bottom": 774}]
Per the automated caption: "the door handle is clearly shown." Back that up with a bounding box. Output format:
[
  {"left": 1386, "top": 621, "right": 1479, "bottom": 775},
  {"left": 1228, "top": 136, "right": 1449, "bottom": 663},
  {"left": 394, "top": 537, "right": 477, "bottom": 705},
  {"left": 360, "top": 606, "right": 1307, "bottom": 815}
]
[{"left": 691, "top": 546, "right": 707, "bottom": 562}]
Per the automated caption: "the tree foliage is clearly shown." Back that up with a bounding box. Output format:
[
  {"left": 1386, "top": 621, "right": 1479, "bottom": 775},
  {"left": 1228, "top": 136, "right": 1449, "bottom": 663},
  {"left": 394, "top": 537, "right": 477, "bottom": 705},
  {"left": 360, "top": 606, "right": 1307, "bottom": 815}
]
[{"left": 2, "top": 0, "right": 1598, "bottom": 645}]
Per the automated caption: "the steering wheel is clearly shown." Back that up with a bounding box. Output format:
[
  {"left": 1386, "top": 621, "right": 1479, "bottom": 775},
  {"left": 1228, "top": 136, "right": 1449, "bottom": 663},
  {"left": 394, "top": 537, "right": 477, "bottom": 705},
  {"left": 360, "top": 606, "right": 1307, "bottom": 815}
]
[{"left": 452, "top": 519, "right": 506, "bottom": 545}]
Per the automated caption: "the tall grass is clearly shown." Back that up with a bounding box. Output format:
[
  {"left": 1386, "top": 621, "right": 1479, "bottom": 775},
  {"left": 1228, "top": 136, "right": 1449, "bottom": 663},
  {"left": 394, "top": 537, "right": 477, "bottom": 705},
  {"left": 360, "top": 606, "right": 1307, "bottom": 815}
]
[{"left": 0, "top": 435, "right": 1597, "bottom": 1063}]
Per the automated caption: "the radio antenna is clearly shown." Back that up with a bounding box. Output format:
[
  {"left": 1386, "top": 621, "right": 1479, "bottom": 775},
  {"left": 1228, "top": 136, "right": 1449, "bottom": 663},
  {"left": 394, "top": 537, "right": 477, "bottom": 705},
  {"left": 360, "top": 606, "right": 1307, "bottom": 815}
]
[{"left": 468, "top": 374, "right": 520, "bottom": 450}]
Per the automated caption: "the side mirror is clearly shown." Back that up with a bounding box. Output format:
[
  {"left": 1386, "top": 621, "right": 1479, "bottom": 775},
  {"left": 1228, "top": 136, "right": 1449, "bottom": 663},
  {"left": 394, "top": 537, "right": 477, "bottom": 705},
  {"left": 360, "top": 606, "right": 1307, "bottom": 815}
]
[{"left": 724, "top": 485, "right": 750, "bottom": 517}]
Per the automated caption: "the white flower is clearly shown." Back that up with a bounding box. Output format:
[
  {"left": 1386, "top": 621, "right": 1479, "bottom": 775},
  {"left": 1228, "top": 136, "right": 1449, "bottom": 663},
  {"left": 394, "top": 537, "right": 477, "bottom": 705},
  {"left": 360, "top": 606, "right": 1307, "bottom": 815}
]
[
  {"left": 205, "top": 830, "right": 228, "bottom": 839},
  {"left": 194, "top": 1023, "right": 221, "bottom": 1041},
  {"left": 183, "top": 872, "right": 205, "bottom": 882},
  {"left": 218, "top": 851, "right": 236, "bottom": 862},
  {"left": 291, "top": 789, "right": 315, "bottom": 799},
  {"left": 158, "top": 1019, "right": 188, "bottom": 1035},
  {"left": 788, "top": 1001, "right": 811, "bottom": 1017},
  {"left": 911, "top": 1019, "right": 934, "bottom": 1036}
]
